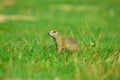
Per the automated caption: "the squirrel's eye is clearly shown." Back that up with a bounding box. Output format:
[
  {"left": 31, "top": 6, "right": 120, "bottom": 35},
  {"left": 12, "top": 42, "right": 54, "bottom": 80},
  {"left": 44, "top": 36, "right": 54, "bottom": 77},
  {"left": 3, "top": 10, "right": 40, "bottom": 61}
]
[{"left": 53, "top": 31, "right": 56, "bottom": 33}]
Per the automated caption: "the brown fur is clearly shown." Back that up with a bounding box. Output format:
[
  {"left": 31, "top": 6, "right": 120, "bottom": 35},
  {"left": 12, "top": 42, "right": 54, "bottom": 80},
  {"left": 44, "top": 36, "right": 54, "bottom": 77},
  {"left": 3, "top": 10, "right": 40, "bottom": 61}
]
[{"left": 49, "top": 30, "right": 79, "bottom": 53}]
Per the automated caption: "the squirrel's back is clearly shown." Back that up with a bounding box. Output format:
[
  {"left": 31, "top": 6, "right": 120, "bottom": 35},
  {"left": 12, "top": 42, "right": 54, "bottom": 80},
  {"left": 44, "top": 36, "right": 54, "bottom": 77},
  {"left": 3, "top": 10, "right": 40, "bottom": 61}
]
[{"left": 62, "top": 37, "right": 79, "bottom": 52}]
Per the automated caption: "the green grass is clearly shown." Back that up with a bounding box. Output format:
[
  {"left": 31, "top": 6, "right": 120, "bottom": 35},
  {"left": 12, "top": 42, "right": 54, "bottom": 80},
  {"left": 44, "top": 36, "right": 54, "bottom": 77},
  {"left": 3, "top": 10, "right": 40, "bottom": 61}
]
[{"left": 0, "top": 0, "right": 120, "bottom": 80}]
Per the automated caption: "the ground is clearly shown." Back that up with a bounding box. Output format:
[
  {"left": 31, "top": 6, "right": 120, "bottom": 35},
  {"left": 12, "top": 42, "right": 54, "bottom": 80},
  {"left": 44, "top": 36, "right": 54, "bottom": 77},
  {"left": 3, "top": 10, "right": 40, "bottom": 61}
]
[{"left": 0, "top": 0, "right": 120, "bottom": 80}]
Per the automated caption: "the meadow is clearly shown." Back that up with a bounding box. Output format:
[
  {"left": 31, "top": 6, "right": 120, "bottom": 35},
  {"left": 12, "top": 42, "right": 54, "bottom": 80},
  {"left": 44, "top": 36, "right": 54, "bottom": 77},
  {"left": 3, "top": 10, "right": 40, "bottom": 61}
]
[{"left": 0, "top": 0, "right": 120, "bottom": 80}]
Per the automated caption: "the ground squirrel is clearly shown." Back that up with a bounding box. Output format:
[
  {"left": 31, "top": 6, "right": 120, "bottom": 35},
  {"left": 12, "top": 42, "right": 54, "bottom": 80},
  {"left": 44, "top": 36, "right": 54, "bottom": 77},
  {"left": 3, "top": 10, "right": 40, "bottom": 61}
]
[{"left": 48, "top": 30, "right": 79, "bottom": 53}]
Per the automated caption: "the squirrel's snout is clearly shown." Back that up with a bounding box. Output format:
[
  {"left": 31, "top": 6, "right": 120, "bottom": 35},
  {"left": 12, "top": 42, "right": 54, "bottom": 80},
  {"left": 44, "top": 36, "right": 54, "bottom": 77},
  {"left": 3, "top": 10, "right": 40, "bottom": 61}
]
[
  {"left": 48, "top": 32, "right": 50, "bottom": 35},
  {"left": 48, "top": 32, "right": 51, "bottom": 36},
  {"left": 48, "top": 31, "right": 52, "bottom": 36}
]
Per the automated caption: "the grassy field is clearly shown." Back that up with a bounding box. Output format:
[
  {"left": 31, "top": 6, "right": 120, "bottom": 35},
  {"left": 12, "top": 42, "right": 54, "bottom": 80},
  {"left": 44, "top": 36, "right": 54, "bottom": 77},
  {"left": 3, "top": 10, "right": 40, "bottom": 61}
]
[{"left": 0, "top": 0, "right": 120, "bottom": 80}]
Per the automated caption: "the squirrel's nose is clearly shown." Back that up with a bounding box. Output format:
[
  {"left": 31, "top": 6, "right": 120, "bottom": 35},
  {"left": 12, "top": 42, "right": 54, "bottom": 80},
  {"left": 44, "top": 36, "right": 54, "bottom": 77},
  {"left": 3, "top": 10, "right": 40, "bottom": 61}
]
[
  {"left": 48, "top": 32, "right": 51, "bottom": 36},
  {"left": 48, "top": 32, "right": 50, "bottom": 35}
]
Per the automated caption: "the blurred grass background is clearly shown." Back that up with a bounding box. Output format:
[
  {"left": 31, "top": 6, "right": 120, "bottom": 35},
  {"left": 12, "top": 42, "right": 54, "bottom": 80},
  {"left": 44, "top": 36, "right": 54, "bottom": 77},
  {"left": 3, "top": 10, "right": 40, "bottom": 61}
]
[{"left": 0, "top": 0, "right": 120, "bottom": 80}]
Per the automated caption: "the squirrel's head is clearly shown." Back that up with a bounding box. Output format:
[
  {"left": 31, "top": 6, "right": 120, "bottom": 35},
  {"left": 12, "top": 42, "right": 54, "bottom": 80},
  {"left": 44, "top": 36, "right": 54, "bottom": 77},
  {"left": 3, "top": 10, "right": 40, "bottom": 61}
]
[{"left": 48, "top": 30, "right": 60, "bottom": 38}]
